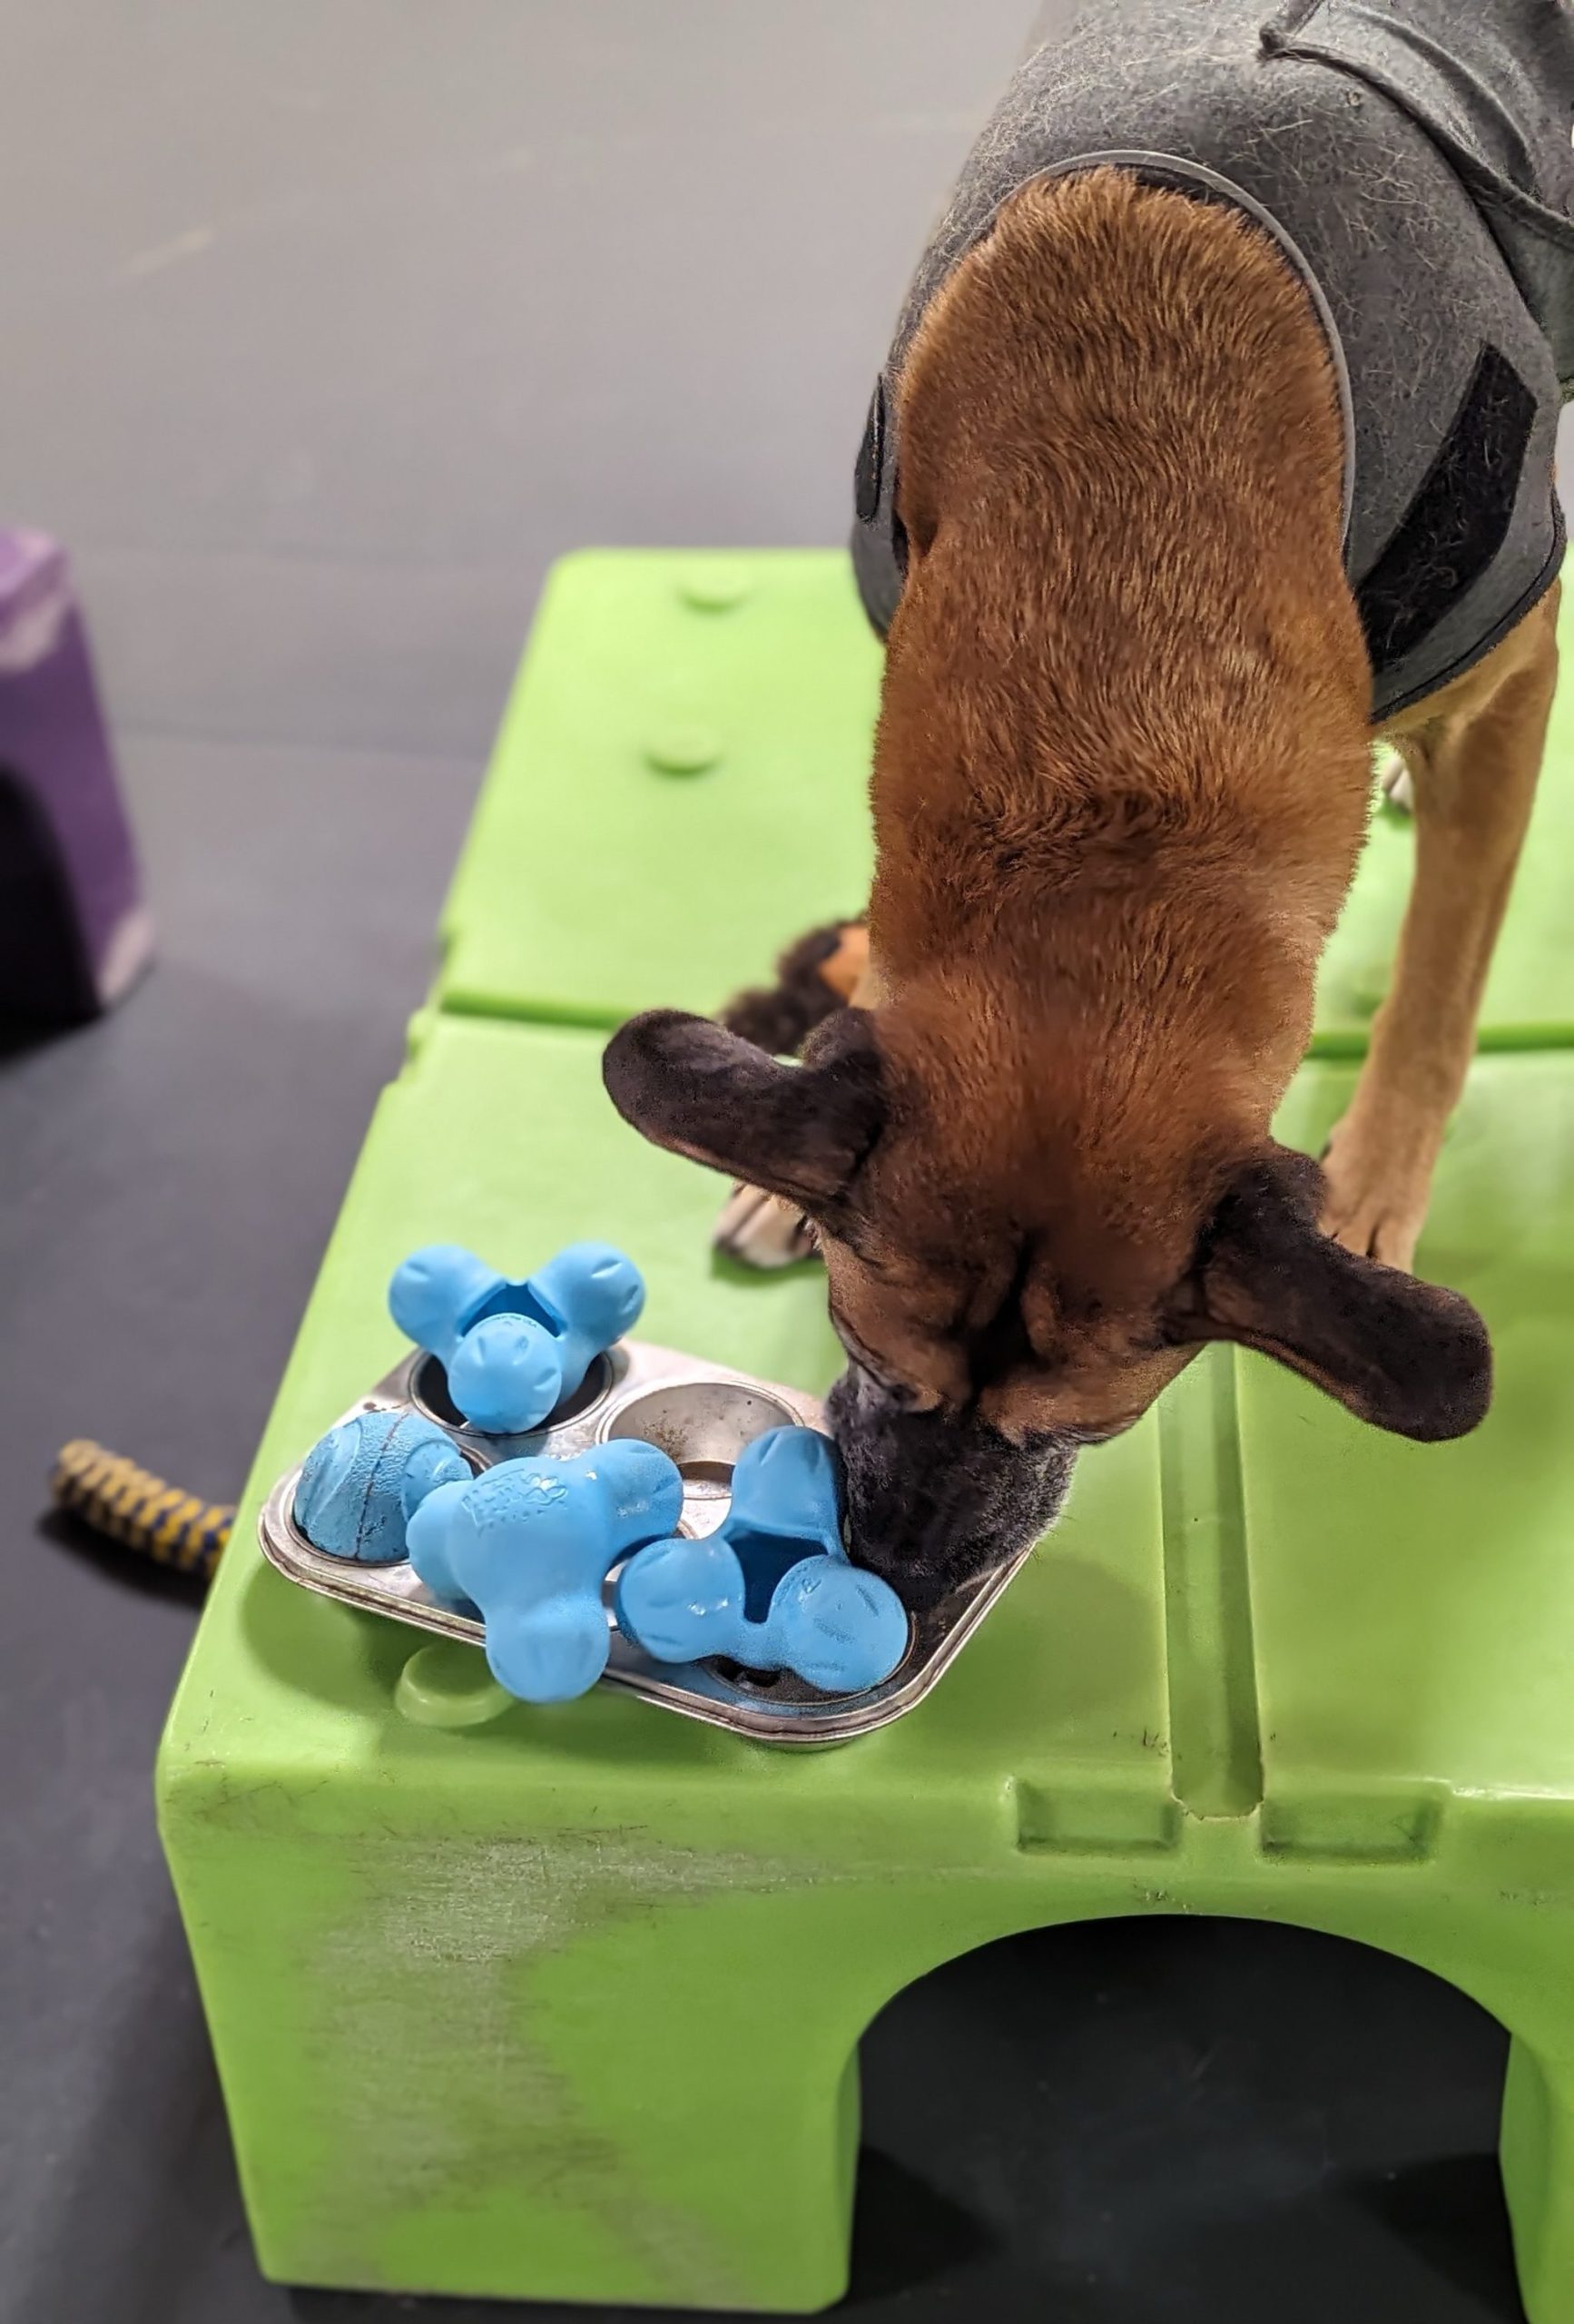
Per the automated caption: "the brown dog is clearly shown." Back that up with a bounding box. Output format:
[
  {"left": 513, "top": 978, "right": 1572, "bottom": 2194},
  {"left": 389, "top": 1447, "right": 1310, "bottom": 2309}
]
[{"left": 604, "top": 170, "right": 1559, "bottom": 1608}]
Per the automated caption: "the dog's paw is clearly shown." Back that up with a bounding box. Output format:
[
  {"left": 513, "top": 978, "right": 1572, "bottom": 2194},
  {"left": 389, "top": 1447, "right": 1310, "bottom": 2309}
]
[
  {"left": 1375, "top": 745, "right": 1414, "bottom": 814},
  {"left": 1319, "top": 1120, "right": 1431, "bottom": 1272},
  {"left": 713, "top": 1185, "right": 819, "bottom": 1270}
]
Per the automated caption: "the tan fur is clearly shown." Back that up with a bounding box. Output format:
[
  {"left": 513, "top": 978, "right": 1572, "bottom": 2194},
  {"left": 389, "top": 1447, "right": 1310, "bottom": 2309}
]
[
  {"left": 1323, "top": 586, "right": 1559, "bottom": 1263},
  {"left": 821, "top": 172, "right": 1363, "bottom": 1433},
  {"left": 725, "top": 168, "right": 1552, "bottom": 1437},
  {"left": 709, "top": 168, "right": 1552, "bottom": 1452},
  {"left": 818, "top": 922, "right": 871, "bottom": 1002}
]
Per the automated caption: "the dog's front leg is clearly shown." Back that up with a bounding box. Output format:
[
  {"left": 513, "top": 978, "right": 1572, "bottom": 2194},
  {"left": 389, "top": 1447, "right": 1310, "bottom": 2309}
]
[{"left": 1322, "top": 587, "right": 1559, "bottom": 1269}]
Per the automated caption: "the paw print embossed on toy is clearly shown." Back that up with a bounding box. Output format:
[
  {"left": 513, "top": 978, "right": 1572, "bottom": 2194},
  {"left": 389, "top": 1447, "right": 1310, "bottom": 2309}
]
[
  {"left": 406, "top": 1442, "right": 682, "bottom": 1703},
  {"left": 293, "top": 1419, "right": 908, "bottom": 1703},
  {"left": 283, "top": 1242, "right": 913, "bottom": 1709},
  {"left": 395, "top": 1426, "right": 907, "bottom": 1704},
  {"left": 389, "top": 1240, "right": 644, "bottom": 1434}
]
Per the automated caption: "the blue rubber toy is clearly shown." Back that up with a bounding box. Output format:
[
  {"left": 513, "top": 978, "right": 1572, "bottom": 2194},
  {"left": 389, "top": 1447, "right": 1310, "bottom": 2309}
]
[
  {"left": 294, "top": 1409, "right": 470, "bottom": 1565},
  {"left": 388, "top": 1240, "right": 644, "bottom": 1436},
  {"left": 406, "top": 1441, "right": 684, "bottom": 1704},
  {"left": 615, "top": 1427, "right": 910, "bottom": 1695}
]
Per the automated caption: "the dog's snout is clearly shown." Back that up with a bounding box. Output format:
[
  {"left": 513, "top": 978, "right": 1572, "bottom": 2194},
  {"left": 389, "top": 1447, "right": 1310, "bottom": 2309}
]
[{"left": 826, "top": 1362, "right": 1077, "bottom": 1611}]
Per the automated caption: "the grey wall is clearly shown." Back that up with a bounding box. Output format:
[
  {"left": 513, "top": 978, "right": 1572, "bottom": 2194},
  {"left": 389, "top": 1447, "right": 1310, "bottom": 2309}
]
[{"left": 0, "top": 1, "right": 1030, "bottom": 763}]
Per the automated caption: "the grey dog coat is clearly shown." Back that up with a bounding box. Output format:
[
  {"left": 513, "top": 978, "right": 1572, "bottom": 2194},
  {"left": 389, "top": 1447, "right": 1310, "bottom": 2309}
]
[{"left": 851, "top": 0, "right": 1574, "bottom": 723}]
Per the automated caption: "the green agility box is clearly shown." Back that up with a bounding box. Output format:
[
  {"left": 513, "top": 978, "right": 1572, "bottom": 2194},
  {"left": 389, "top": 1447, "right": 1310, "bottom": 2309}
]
[{"left": 161, "top": 557, "right": 1574, "bottom": 2315}]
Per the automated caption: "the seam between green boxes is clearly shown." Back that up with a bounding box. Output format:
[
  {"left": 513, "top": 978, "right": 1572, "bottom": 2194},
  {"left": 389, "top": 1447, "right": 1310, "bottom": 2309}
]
[
  {"left": 1157, "top": 1349, "right": 1264, "bottom": 1825},
  {"left": 430, "top": 991, "right": 1574, "bottom": 1053},
  {"left": 438, "top": 988, "right": 627, "bottom": 1035},
  {"left": 429, "top": 978, "right": 1574, "bottom": 1059}
]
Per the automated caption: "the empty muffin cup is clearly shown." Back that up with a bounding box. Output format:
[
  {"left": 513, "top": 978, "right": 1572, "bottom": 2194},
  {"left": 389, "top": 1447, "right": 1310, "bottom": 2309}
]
[{"left": 602, "top": 1379, "right": 800, "bottom": 1538}]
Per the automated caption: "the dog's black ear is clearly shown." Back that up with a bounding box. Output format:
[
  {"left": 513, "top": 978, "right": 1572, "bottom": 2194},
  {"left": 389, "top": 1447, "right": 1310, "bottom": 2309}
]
[
  {"left": 603, "top": 1007, "right": 885, "bottom": 1211},
  {"left": 1168, "top": 1147, "right": 1491, "bottom": 1441}
]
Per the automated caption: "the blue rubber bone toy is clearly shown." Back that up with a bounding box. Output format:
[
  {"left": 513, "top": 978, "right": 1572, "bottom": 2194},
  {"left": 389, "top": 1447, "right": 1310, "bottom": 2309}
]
[
  {"left": 389, "top": 1240, "right": 644, "bottom": 1435},
  {"left": 406, "top": 1441, "right": 684, "bottom": 1704},
  {"left": 615, "top": 1427, "right": 910, "bottom": 1695},
  {"left": 295, "top": 1408, "right": 470, "bottom": 1564}
]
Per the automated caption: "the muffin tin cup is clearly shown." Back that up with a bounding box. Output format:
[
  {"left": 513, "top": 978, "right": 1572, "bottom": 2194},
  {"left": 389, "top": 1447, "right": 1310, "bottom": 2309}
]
[{"left": 258, "top": 1340, "right": 1033, "bottom": 1746}]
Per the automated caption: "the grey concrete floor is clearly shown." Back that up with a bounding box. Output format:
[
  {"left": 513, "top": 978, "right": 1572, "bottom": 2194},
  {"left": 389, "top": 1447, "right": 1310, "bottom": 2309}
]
[{"left": 0, "top": 7, "right": 1530, "bottom": 2320}]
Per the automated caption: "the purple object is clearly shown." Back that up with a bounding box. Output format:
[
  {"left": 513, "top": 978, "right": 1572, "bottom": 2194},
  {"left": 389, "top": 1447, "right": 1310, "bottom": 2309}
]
[{"left": 0, "top": 529, "right": 151, "bottom": 1026}]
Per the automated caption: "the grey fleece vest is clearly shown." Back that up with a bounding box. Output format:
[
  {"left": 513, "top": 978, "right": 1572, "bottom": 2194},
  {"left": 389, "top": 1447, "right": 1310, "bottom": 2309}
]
[{"left": 852, "top": 0, "right": 1574, "bottom": 723}]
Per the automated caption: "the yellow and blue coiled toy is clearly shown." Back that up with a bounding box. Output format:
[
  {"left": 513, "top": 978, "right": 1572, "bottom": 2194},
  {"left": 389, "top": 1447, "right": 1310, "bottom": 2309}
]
[{"left": 51, "top": 1439, "right": 231, "bottom": 1582}]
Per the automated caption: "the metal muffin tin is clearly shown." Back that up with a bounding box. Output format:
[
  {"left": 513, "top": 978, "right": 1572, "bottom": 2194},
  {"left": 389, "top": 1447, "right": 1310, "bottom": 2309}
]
[{"left": 258, "top": 1340, "right": 1032, "bottom": 1746}]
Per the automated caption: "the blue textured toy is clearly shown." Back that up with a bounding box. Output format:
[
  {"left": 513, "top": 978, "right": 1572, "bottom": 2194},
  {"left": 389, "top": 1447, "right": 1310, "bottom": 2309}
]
[
  {"left": 406, "top": 1442, "right": 684, "bottom": 1704},
  {"left": 389, "top": 1241, "right": 644, "bottom": 1435},
  {"left": 294, "top": 1409, "right": 469, "bottom": 1565},
  {"left": 615, "top": 1428, "right": 910, "bottom": 1694}
]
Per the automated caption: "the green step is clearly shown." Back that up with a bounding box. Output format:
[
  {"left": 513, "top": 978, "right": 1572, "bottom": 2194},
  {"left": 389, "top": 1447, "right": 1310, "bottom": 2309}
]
[
  {"left": 437, "top": 553, "right": 879, "bottom": 1029},
  {"left": 436, "top": 549, "right": 1574, "bottom": 1049},
  {"left": 1258, "top": 1058, "right": 1574, "bottom": 1815},
  {"left": 159, "top": 1005, "right": 1574, "bottom": 2316}
]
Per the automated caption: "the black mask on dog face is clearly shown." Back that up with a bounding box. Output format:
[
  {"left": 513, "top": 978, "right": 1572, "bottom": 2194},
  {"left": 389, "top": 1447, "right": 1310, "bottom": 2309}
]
[{"left": 825, "top": 1360, "right": 1079, "bottom": 1611}]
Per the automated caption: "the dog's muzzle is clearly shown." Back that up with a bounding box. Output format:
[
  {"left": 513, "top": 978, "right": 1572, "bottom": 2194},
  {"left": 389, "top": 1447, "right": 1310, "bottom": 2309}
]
[{"left": 825, "top": 1362, "right": 1077, "bottom": 1612}]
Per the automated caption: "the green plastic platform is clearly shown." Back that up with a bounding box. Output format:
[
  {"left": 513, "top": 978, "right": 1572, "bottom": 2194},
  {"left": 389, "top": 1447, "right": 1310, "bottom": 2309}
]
[
  {"left": 160, "top": 555, "right": 1574, "bottom": 2317},
  {"left": 437, "top": 549, "right": 1574, "bottom": 1050},
  {"left": 437, "top": 553, "right": 880, "bottom": 1029}
]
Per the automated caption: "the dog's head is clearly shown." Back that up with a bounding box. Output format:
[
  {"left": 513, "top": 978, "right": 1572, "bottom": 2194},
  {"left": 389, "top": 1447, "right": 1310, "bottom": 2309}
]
[{"left": 603, "top": 1002, "right": 1490, "bottom": 1609}]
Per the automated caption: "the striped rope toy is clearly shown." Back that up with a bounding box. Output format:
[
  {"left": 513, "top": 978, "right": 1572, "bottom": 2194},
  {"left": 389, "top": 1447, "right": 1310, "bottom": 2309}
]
[{"left": 51, "top": 1439, "right": 231, "bottom": 1582}]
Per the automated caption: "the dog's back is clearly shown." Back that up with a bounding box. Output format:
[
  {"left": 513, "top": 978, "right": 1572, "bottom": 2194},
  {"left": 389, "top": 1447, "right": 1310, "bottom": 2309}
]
[
  {"left": 856, "top": 0, "right": 1570, "bottom": 726},
  {"left": 874, "top": 168, "right": 1369, "bottom": 1085}
]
